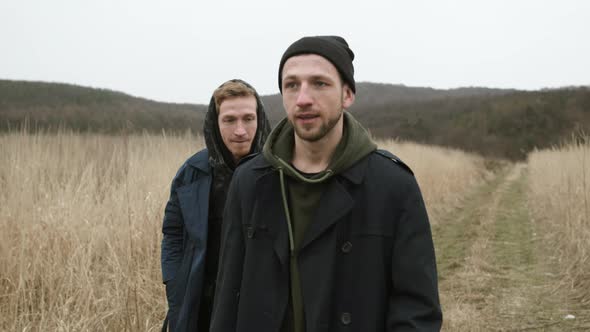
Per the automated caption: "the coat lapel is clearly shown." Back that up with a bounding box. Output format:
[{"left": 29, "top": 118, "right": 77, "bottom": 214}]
[
  {"left": 298, "top": 156, "right": 368, "bottom": 251},
  {"left": 299, "top": 178, "right": 354, "bottom": 251},
  {"left": 253, "top": 170, "right": 290, "bottom": 267},
  {"left": 177, "top": 176, "right": 211, "bottom": 244},
  {"left": 250, "top": 154, "right": 369, "bottom": 265}
]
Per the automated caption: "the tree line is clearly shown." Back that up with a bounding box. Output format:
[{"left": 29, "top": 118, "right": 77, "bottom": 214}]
[{"left": 2, "top": 79, "right": 589, "bottom": 160}]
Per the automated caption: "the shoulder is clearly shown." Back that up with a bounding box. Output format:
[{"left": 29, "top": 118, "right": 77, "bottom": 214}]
[
  {"left": 186, "top": 149, "right": 210, "bottom": 168},
  {"left": 232, "top": 153, "right": 272, "bottom": 187},
  {"left": 236, "top": 152, "right": 260, "bottom": 168},
  {"left": 172, "top": 149, "right": 211, "bottom": 185},
  {"left": 370, "top": 149, "right": 414, "bottom": 176},
  {"left": 364, "top": 150, "right": 423, "bottom": 200},
  {"left": 236, "top": 153, "right": 271, "bottom": 173}
]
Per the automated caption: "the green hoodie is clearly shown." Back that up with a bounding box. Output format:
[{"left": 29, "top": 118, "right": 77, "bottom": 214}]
[{"left": 262, "top": 111, "right": 376, "bottom": 332}]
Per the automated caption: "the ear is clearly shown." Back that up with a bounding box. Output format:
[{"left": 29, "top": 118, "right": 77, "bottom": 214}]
[{"left": 342, "top": 85, "right": 355, "bottom": 109}]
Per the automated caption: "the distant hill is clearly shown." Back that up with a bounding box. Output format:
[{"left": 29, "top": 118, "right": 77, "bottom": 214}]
[
  {"left": 0, "top": 80, "right": 207, "bottom": 133},
  {"left": 350, "top": 86, "right": 590, "bottom": 160},
  {"left": 2, "top": 79, "right": 589, "bottom": 160},
  {"left": 263, "top": 83, "right": 590, "bottom": 159}
]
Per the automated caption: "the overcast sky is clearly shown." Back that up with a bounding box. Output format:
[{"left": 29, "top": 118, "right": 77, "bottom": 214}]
[{"left": 1, "top": 0, "right": 588, "bottom": 105}]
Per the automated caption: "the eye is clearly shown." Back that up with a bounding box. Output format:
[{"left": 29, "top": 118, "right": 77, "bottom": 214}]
[
  {"left": 223, "top": 117, "right": 236, "bottom": 123},
  {"left": 283, "top": 81, "right": 298, "bottom": 90},
  {"left": 314, "top": 80, "right": 328, "bottom": 87}
]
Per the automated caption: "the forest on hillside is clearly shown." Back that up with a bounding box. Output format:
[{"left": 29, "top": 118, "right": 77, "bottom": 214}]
[
  {"left": 355, "top": 87, "right": 590, "bottom": 159},
  {"left": 0, "top": 80, "right": 206, "bottom": 133},
  {"left": 1, "top": 79, "right": 589, "bottom": 160}
]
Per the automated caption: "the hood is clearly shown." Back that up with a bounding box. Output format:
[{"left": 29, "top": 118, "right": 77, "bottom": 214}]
[
  {"left": 262, "top": 111, "right": 376, "bottom": 183},
  {"left": 203, "top": 79, "right": 272, "bottom": 171}
]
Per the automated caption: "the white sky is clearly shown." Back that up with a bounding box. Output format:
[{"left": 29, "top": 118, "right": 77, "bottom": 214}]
[{"left": 1, "top": 0, "right": 589, "bottom": 104}]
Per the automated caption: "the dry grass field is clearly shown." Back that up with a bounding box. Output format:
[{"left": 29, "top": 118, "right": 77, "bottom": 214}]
[
  {"left": 435, "top": 139, "right": 590, "bottom": 331},
  {"left": 0, "top": 130, "right": 199, "bottom": 331},
  {"left": 0, "top": 130, "right": 489, "bottom": 331},
  {"left": 528, "top": 140, "right": 590, "bottom": 309},
  {"left": 378, "top": 139, "right": 491, "bottom": 225}
]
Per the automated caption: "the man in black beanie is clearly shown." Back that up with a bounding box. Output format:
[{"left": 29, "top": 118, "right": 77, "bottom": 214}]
[{"left": 212, "top": 36, "right": 442, "bottom": 332}]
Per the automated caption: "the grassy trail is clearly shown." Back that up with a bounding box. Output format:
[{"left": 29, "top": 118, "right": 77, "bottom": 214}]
[{"left": 434, "top": 164, "right": 590, "bottom": 331}]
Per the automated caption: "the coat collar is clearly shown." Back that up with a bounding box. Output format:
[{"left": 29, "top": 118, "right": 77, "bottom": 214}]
[
  {"left": 252, "top": 152, "right": 369, "bottom": 185},
  {"left": 186, "top": 149, "right": 211, "bottom": 174}
]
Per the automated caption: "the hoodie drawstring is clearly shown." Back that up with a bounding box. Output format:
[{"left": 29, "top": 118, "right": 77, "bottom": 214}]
[
  {"left": 278, "top": 167, "right": 295, "bottom": 254},
  {"left": 276, "top": 158, "right": 333, "bottom": 255}
]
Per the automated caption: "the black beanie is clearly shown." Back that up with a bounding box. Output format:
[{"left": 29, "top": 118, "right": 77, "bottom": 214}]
[{"left": 278, "top": 35, "right": 355, "bottom": 93}]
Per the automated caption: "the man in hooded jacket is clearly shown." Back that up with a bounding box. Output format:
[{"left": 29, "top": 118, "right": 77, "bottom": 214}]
[
  {"left": 211, "top": 37, "right": 442, "bottom": 331},
  {"left": 161, "top": 79, "right": 271, "bottom": 331}
]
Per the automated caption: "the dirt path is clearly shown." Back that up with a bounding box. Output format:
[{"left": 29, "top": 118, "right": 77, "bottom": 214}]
[{"left": 434, "top": 164, "right": 590, "bottom": 331}]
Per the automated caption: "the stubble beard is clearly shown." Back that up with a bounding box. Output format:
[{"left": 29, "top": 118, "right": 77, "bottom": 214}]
[
  {"left": 292, "top": 92, "right": 344, "bottom": 143},
  {"left": 293, "top": 110, "right": 342, "bottom": 142}
]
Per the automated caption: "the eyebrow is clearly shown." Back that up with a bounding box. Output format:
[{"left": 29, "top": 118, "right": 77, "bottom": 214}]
[
  {"left": 283, "top": 74, "right": 334, "bottom": 83},
  {"left": 282, "top": 74, "right": 298, "bottom": 82},
  {"left": 221, "top": 112, "right": 256, "bottom": 118}
]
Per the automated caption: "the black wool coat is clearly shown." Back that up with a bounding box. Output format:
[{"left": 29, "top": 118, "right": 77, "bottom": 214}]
[{"left": 210, "top": 150, "right": 442, "bottom": 332}]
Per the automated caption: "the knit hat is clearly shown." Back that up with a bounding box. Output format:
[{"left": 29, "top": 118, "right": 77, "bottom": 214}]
[{"left": 278, "top": 35, "right": 355, "bottom": 93}]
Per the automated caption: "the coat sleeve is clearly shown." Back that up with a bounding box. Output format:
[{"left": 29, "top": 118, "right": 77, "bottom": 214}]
[
  {"left": 210, "top": 168, "right": 245, "bottom": 332},
  {"left": 387, "top": 175, "right": 443, "bottom": 331},
  {"left": 161, "top": 164, "right": 187, "bottom": 284}
]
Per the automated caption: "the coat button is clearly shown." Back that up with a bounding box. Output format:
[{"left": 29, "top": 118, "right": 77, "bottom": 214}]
[
  {"left": 341, "top": 312, "right": 351, "bottom": 325},
  {"left": 341, "top": 241, "right": 352, "bottom": 253},
  {"left": 246, "top": 226, "right": 255, "bottom": 238}
]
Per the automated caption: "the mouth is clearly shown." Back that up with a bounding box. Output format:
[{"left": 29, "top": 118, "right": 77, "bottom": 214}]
[{"left": 295, "top": 112, "right": 320, "bottom": 123}]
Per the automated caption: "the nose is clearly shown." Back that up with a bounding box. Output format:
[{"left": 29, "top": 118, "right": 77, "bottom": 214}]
[
  {"left": 295, "top": 84, "right": 313, "bottom": 108},
  {"left": 234, "top": 122, "right": 247, "bottom": 136}
]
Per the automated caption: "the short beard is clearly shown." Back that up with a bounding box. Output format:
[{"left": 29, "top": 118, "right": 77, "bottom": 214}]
[
  {"left": 290, "top": 87, "right": 346, "bottom": 142},
  {"left": 294, "top": 110, "right": 342, "bottom": 142}
]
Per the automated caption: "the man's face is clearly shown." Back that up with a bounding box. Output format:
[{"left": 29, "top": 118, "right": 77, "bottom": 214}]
[
  {"left": 281, "top": 54, "right": 354, "bottom": 142},
  {"left": 218, "top": 96, "right": 258, "bottom": 162}
]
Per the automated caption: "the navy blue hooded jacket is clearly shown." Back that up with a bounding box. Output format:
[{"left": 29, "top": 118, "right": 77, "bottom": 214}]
[{"left": 161, "top": 79, "right": 271, "bottom": 331}]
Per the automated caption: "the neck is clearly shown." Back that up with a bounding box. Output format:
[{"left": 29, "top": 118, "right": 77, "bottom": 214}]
[{"left": 292, "top": 117, "right": 343, "bottom": 173}]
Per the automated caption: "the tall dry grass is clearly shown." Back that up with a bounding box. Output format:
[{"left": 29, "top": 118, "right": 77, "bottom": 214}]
[
  {"left": 0, "top": 131, "right": 487, "bottom": 330},
  {"left": 0, "top": 129, "right": 200, "bottom": 331},
  {"left": 527, "top": 138, "right": 590, "bottom": 305},
  {"left": 379, "top": 139, "right": 490, "bottom": 225}
]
